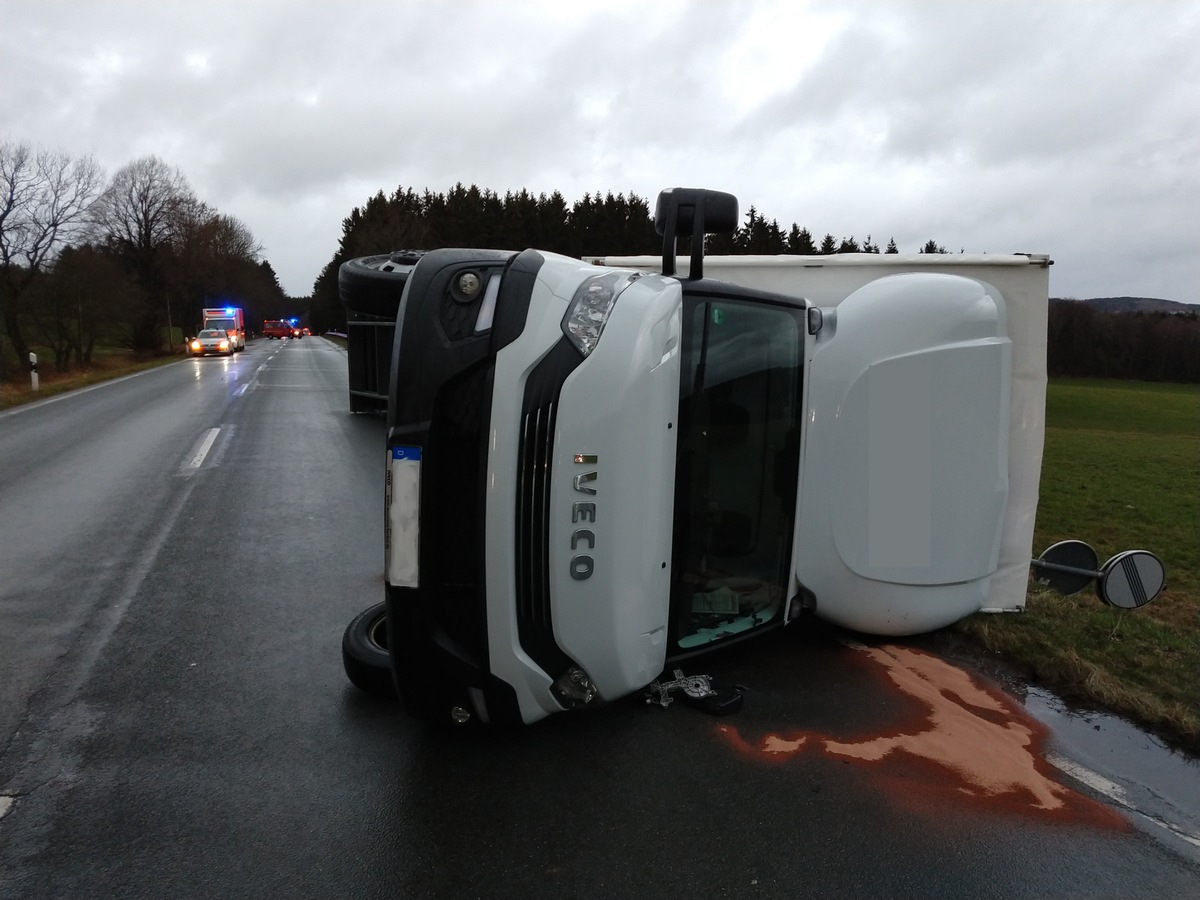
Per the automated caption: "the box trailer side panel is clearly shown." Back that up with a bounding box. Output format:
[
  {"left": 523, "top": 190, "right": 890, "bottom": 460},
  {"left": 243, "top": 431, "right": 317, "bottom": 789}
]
[{"left": 592, "top": 253, "right": 1049, "bottom": 625}]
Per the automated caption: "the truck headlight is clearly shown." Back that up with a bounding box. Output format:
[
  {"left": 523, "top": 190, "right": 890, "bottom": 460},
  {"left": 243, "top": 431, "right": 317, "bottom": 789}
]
[{"left": 561, "top": 271, "right": 638, "bottom": 357}]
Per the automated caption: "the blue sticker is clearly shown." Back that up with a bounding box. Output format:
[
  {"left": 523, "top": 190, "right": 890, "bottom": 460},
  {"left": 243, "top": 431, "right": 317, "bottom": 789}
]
[{"left": 392, "top": 446, "right": 422, "bottom": 461}]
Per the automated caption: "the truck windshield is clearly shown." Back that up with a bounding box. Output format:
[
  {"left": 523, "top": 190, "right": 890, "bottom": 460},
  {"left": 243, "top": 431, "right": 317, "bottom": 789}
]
[{"left": 670, "top": 297, "right": 806, "bottom": 653}]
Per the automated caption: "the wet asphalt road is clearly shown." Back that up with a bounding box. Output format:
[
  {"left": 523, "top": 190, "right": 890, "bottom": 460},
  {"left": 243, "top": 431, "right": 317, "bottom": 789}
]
[{"left": 1, "top": 337, "right": 1197, "bottom": 898}]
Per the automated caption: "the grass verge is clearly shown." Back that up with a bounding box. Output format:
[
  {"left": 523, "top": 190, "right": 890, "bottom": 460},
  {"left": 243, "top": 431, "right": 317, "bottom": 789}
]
[
  {"left": 954, "top": 378, "right": 1200, "bottom": 753},
  {"left": 1, "top": 349, "right": 186, "bottom": 410}
]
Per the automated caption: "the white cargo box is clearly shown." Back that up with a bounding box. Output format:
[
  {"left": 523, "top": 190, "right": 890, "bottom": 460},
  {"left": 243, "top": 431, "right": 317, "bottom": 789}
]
[{"left": 589, "top": 252, "right": 1050, "bottom": 627}]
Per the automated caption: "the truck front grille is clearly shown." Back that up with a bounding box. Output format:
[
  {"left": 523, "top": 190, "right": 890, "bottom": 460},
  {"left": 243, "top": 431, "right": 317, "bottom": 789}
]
[
  {"left": 514, "top": 340, "right": 584, "bottom": 676},
  {"left": 516, "top": 400, "right": 555, "bottom": 629}
]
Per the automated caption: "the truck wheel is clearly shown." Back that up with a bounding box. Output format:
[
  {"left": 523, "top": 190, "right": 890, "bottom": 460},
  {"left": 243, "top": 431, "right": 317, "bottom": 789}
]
[
  {"left": 342, "top": 603, "right": 396, "bottom": 699},
  {"left": 339, "top": 252, "right": 423, "bottom": 320}
]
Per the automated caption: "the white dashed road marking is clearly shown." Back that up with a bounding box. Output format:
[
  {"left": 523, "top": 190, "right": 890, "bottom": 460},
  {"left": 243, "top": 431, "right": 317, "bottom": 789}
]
[{"left": 187, "top": 427, "right": 221, "bottom": 469}]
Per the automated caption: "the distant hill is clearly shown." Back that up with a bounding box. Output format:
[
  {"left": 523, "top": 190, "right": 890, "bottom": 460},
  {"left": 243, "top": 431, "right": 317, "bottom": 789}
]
[{"left": 1054, "top": 296, "right": 1199, "bottom": 314}]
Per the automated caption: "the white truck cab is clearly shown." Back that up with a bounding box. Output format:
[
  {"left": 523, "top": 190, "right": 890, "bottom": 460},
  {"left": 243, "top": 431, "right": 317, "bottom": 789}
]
[{"left": 352, "top": 187, "right": 1049, "bottom": 725}]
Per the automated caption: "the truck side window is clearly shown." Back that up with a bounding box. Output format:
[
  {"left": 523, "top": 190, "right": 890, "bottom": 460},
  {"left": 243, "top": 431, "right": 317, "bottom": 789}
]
[{"left": 670, "top": 298, "right": 806, "bottom": 651}]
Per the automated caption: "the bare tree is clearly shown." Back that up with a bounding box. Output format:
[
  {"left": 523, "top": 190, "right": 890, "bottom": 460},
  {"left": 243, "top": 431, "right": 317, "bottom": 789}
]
[
  {"left": 0, "top": 141, "right": 103, "bottom": 372},
  {"left": 90, "top": 155, "right": 198, "bottom": 350},
  {"left": 91, "top": 155, "right": 193, "bottom": 256},
  {"left": 166, "top": 204, "right": 268, "bottom": 336},
  {"left": 202, "top": 212, "right": 262, "bottom": 262},
  {"left": 34, "top": 244, "right": 133, "bottom": 369}
]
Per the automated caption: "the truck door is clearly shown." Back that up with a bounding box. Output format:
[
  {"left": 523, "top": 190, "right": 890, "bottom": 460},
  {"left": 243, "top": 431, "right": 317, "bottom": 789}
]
[
  {"left": 666, "top": 290, "right": 809, "bottom": 658},
  {"left": 794, "top": 272, "right": 1012, "bottom": 636}
]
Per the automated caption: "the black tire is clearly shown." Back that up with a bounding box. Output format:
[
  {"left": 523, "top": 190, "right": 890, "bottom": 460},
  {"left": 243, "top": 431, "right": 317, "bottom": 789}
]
[
  {"left": 342, "top": 603, "right": 397, "bottom": 699},
  {"left": 338, "top": 252, "right": 424, "bottom": 320}
]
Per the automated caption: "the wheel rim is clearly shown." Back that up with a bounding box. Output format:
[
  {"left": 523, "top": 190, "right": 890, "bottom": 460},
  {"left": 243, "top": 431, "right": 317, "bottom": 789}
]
[{"left": 366, "top": 611, "right": 388, "bottom": 652}]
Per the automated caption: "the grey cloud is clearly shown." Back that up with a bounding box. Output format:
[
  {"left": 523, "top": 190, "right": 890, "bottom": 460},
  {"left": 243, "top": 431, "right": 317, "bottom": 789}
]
[{"left": 1, "top": 0, "right": 1195, "bottom": 301}]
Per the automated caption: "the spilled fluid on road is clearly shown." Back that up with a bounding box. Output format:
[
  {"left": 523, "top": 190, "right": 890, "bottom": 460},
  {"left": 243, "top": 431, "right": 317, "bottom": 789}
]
[{"left": 716, "top": 642, "right": 1128, "bottom": 829}]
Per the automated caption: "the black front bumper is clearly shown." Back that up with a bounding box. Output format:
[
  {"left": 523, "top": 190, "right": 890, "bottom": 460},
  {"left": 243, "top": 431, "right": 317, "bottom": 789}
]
[{"left": 379, "top": 248, "right": 549, "bottom": 725}]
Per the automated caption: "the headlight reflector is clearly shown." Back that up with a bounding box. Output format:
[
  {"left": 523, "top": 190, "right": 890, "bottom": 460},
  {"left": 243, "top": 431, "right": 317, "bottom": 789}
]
[
  {"left": 561, "top": 271, "right": 638, "bottom": 357},
  {"left": 550, "top": 665, "right": 600, "bottom": 709}
]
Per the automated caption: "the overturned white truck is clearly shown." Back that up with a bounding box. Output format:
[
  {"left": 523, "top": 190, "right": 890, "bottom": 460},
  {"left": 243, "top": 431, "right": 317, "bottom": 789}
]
[{"left": 339, "top": 187, "right": 1051, "bottom": 726}]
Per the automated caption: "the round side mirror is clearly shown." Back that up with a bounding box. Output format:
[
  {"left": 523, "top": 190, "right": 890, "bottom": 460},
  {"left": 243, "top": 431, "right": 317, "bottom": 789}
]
[
  {"left": 1097, "top": 550, "right": 1165, "bottom": 609},
  {"left": 1035, "top": 540, "right": 1099, "bottom": 596}
]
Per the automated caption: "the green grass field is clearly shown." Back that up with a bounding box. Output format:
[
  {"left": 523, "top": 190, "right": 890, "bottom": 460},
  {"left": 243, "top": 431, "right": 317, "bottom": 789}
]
[{"left": 956, "top": 378, "right": 1200, "bottom": 752}]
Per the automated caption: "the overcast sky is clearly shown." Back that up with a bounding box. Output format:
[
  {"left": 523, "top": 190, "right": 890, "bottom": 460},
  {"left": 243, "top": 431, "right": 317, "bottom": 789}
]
[{"left": 2, "top": 0, "right": 1197, "bottom": 302}]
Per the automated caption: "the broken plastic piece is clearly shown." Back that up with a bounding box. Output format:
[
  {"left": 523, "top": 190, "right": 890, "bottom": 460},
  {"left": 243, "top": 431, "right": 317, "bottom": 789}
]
[
  {"left": 690, "top": 686, "right": 745, "bottom": 716},
  {"left": 644, "top": 668, "right": 714, "bottom": 707},
  {"left": 643, "top": 668, "right": 745, "bottom": 715}
]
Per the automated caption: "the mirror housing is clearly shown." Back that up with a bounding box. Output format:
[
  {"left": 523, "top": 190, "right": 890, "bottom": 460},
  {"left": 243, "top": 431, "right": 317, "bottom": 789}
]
[{"left": 654, "top": 188, "right": 738, "bottom": 279}]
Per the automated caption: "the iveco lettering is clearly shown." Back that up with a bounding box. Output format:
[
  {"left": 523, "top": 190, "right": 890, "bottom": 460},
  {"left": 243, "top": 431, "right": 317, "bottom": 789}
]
[{"left": 570, "top": 454, "right": 598, "bottom": 581}]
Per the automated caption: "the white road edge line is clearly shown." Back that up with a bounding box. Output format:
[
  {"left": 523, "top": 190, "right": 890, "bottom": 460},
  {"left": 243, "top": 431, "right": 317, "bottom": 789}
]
[
  {"left": 188, "top": 427, "right": 221, "bottom": 469},
  {"left": 1047, "top": 753, "right": 1200, "bottom": 848},
  {"left": 0, "top": 362, "right": 179, "bottom": 419}
]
